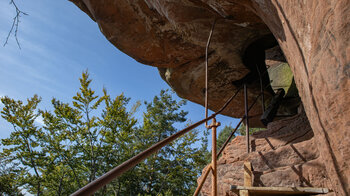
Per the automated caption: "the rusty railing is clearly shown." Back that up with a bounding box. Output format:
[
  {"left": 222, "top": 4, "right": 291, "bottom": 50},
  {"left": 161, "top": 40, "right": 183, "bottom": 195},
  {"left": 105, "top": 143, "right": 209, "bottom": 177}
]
[
  {"left": 71, "top": 85, "right": 243, "bottom": 196},
  {"left": 193, "top": 91, "right": 263, "bottom": 196},
  {"left": 72, "top": 17, "right": 271, "bottom": 196}
]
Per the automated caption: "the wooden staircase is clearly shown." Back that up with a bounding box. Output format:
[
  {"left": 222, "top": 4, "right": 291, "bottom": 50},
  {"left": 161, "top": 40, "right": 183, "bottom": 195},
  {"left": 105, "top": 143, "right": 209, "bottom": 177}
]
[{"left": 230, "top": 162, "right": 330, "bottom": 196}]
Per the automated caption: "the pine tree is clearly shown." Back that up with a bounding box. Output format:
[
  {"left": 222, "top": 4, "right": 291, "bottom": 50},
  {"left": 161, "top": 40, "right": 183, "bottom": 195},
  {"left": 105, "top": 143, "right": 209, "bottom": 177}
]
[
  {"left": 0, "top": 95, "right": 45, "bottom": 195},
  {"left": 0, "top": 72, "right": 209, "bottom": 195},
  {"left": 137, "top": 90, "right": 209, "bottom": 195}
]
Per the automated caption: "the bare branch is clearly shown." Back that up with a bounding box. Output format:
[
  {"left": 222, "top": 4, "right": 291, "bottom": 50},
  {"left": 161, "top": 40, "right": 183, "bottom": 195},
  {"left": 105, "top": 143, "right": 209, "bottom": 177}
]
[{"left": 3, "top": 0, "right": 28, "bottom": 49}]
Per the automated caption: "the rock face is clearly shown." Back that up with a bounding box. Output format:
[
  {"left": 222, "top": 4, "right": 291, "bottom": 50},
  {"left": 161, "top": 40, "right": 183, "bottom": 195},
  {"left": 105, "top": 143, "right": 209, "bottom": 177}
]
[
  {"left": 249, "top": 1, "right": 350, "bottom": 195},
  {"left": 198, "top": 109, "right": 334, "bottom": 195},
  {"left": 71, "top": 0, "right": 275, "bottom": 121},
  {"left": 70, "top": 0, "right": 350, "bottom": 195}
]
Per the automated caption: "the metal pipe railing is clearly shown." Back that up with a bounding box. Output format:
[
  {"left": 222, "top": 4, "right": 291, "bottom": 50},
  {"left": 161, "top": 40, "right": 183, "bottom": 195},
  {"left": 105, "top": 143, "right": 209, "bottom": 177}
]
[
  {"left": 72, "top": 89, "right": 265, "bottom": 196},
  {"left": 72, "top": 62, "right": 272, "bottom": 196},
  {"left": 71, "top": 81, "right": 245, "bottom": 196},
  {"left": 217, "top": 118, "right": 244, "bottom": 158},
  {"left": 244, "top": 84, "right": 250, "bottom": 153},
  {"left": 71, "top": 113, "right": 216, "bottom": 196},
  {"left": 205, "top": 19, "right": 217, "bottom": 127},
  {"left": 193, "top": 165, "right": 213, "bottom": 196},
  {"left": 256, "top": 64, "right": 265, "bottom": 113},
  {"left": 193, "top": 92, "right": 263, "bottom": 196},
  {"left": 216, "top": 92, "right": 262, "bottom": 158},
  {"left": 210, "top": 118, "right": 220, "bottom": 195}
]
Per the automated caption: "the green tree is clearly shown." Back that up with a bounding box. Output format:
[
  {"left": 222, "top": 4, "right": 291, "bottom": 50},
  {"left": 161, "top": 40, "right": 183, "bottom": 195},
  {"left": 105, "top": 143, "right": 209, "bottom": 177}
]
[
  {"left": 97, "top": 93, "right": 141, "bottom": 195},
  {"left": 0, "top": 95, "right": 45, "bottom": 195},
  {"left": 217, "top": 125, "right": 236, "bottom": 152},
  {"left": 0, "top": 72, "right": 209, "bottom": 195},
  {"left": 0, "top": 71, "right": 139, "bottom": 195},
  {"left": 0, "top": 156, "right": 24, "bottom": 195},
  {"left": 39, "top": 71, "right": 140, "bottom": 195},
  {"left": 38, "top": 71, "right": 109, "bottom": 195},
  {"left": 238, "top": 124, "right": 263, "bottom": 136},
  {"left": 137, "top": 90, "right": 209, "bottom": 195}
]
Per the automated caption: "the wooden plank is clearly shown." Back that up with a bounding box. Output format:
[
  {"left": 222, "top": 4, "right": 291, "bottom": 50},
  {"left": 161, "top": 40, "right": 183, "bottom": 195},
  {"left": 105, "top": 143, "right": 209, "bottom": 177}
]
[
  {"left": 243, "top": 162, "right": 252, "bottom": 187},
  {"left": 231, "top": 185, "right": 329, "bottom": 195},
  {"left": 239, "top": 190, "right": 249, "bottom": 196}
]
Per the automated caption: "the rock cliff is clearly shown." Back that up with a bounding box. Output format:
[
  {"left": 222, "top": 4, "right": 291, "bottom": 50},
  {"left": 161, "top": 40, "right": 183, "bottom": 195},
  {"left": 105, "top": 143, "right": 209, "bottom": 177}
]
[
  {"left": 199, "top": 109, "right": 334, "bottom": 195},
  {"left": 70, "top": 0, "right": 350, "bottom": 195}
]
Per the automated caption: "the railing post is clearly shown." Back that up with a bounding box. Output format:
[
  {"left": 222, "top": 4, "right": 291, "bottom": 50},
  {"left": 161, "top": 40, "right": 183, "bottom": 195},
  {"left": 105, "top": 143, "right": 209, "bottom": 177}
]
[
  {"left": 209, "top": 118, "right": 220, "bottom": 196},
  {"left": 212, "top": 119, "right": 217, "bottom": 196},
  {"left": 244, "top": 84, "right": 250, "bottom": 153},
  {"left": 256, "top": 64, "right": 265, "bottom": 113},
  {"left": 193, "top": 165, "right": 212, "bottom": 196}
]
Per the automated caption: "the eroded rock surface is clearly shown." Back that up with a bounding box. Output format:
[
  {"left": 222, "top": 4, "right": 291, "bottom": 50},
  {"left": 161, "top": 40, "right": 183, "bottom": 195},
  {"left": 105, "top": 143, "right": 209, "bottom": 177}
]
[
  {"left": 199, "top": 110, "right": 334, "bottom": 195},
  {"left": 249, "top": 1, "right": 350, "bottom": 195},
  {"left": 70, "top": 0, "right": 350, "bottom": 194},
  {"left": 70, "top": 0, "right": 275, "bottom": 120}
]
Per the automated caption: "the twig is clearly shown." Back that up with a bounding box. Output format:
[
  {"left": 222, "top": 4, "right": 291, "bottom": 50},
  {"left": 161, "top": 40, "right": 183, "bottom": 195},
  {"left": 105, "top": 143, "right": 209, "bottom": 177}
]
[{"left": 3, "top": 0, "right": 28, "bottom": 49}]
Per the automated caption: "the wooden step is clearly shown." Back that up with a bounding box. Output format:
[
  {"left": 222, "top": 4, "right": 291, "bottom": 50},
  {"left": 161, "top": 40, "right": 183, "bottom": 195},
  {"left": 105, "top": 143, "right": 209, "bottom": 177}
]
[
  {"left": 231, "top": 185, "right": 329, "bottom": 195},
  {"left": 232, "top": 161, "right": 330, "bottom": 196}
]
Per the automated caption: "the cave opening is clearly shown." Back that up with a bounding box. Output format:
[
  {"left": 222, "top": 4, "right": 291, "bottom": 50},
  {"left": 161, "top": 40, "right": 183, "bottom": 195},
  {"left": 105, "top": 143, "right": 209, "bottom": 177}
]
[{"left": 234, "top": 34, "right": 302, "bottom": 126}]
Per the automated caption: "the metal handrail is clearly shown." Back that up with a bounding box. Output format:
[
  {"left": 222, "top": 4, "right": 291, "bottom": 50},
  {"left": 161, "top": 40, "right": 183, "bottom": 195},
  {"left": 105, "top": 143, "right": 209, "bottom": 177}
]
[
  {"left": 71, "top": 114, "right": 215, "bottom": 196},
  {"left": 71, "top": 79, "right": 270, "bottom": 196},
  {"left": 193, "top": 91, "right": 263, "bottom": 196},
  {"left": 71, "top": 87, "right": 265, "bottom": 196},
  {"left": 71, "top": 11, "right": 278, "bottom": 194},
  {"left": 217, "top": 92, "right": 262, "bottom": 158},
  {"left": 205, "top": 18, "right": 218, "bottom": 127},
  {"left": 71, "top": 83, "right": 244, "bottom": 196},
  {"left": 72, "top": 13, "right": 276, "bottom": 193}
]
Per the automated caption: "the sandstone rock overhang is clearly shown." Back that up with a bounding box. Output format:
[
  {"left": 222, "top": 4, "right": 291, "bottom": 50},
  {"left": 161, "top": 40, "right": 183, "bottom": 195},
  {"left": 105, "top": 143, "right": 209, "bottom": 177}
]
[
  {"left": 69, "top": 0, "right": 288, "bottom": 126},
  {"left": 70, "top": 1, "right": 350, "bottom": 195}
]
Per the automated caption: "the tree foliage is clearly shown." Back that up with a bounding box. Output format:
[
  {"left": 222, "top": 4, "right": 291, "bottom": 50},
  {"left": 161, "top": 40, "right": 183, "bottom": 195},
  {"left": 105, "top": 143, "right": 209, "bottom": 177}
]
[
  {"left": 0, "top": 156, "right": 24, "bottom": 195},
  {"left": 217, "top": 125, "right": 236, "bottom": 152},
  {"left": 238, "top": 124, "right": 263, "bottom": 136},
  {"left": 0, "top": 71, "right": 209, "bottom": 195}
]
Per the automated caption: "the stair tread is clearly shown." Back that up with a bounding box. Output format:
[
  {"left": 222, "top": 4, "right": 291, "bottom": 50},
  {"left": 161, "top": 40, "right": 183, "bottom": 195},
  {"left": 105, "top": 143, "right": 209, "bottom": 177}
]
[{"left": 231, "top": 185, "right": 329, "bottom": 195}]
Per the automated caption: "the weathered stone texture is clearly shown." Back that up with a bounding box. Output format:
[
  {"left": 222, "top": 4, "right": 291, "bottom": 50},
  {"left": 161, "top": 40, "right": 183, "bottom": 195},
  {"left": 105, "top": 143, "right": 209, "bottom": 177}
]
[
  {"left": 71, "top": 0, "right": 350, "bottom": 194},
  {"left": 70, "top": 0, "right": 274, "bottom": 120},
  {"left": 198, "top": 110, "right": 333, "bottom": 195},
  {"left": 249, "top": 1, "right": 350, "bottom": 195}
]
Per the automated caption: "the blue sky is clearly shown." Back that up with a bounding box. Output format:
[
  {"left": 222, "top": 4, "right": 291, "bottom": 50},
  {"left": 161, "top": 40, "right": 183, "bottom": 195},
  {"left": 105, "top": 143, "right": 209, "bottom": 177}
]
[{"left": 0, "top": 1, "right": 239, "bottom": 143}]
